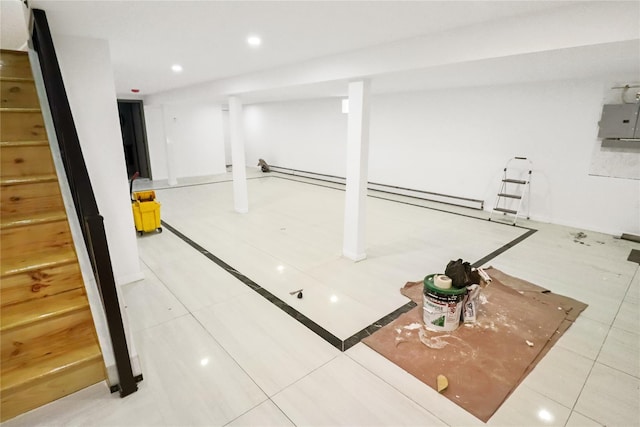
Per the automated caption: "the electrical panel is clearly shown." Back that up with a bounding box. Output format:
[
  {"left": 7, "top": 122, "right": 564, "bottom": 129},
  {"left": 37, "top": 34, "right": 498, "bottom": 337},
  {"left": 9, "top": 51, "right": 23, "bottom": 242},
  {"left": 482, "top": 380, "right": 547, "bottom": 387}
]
[{"left": 597, "top": 103, "right": 640, "bottom": 140}]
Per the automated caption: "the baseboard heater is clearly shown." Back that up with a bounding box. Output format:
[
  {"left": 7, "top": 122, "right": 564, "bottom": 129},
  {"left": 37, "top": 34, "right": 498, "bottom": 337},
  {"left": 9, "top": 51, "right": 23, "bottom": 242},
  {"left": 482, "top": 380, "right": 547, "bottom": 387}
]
[
  {"left": 621, "top": 233, "right": 640, "bottom": 243},
  {"left": 269, "top": 165, "right": 484, "bottom": 210}
]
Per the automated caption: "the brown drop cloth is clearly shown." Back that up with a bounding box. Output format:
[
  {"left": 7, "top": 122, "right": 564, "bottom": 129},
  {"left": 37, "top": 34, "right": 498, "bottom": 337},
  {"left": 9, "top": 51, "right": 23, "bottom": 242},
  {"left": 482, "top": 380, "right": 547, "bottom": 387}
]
[{"left": 361, "top": 267, "right": 587, "bottom": 422}]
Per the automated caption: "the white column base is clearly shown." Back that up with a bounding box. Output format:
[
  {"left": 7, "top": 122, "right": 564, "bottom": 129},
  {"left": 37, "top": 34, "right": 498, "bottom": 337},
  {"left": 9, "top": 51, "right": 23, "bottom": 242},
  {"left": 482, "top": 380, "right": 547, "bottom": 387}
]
[{"left": 342, "top": 249, "right": 367, "bottom": 262}]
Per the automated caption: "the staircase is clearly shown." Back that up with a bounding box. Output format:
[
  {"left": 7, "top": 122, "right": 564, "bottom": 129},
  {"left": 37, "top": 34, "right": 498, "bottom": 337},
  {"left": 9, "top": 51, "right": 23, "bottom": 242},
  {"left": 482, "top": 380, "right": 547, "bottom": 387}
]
[{"left": 0, "top": 49, "right": 105, "bottom": 422}]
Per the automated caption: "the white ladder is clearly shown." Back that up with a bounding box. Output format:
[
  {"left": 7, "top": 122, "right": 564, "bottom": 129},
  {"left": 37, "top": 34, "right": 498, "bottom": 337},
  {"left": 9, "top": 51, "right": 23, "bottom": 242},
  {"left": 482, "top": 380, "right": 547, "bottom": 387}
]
[{"left": 489, "top": 157, "right": 532, "bottom": 226}]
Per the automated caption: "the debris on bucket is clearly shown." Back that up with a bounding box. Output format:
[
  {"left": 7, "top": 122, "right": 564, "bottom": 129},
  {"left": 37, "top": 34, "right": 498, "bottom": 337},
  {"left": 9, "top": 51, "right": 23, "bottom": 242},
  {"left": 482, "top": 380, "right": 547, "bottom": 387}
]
[
  {"left": 476, "top": 267, "right": 492, "bottom": 283},
  {"left": 526, "top": 340, "right": 534, "bottom": 347},
  {"left": 445, "top": 259, "right": 474, "bottom": 288},
  {"left": 462, "top": 284, "right": 481, "bottom": 324}
]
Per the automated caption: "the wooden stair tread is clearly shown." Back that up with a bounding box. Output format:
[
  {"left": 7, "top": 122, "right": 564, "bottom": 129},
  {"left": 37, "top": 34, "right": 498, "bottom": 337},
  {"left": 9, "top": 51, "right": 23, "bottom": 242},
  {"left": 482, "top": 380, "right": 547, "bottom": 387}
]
[
  {"left": 0, "top": 107, "right": 41, "bottom": 113},
  {"left": 1, "top": 179, "right": 66, "bottom": 219},
  {"left": 1, "top": 78, "right": 40, "bottom": 109},
  {"left": 0, "top": 50, "right": 32, "bottom": 81},
  {"left": 0, "top": 353, "right": 104, "bottom": 422},
  {"left": 0, "top": 76, "right": 35, "bottom": 83},
  {"left": 1, "top": 288, "right": 90, "bottom": 332},
  {"left": 0, "top": 50, "right": 28, "bottom": 58},
  {"left": 0, "top": 140, "right": 49, "bottom": 147},
  {"left": 1, "top": 344, "right": 102, "bottom": 394},
  {"left": 1, "top": 247, "right": 76, "bottom": 277},
  {"left": 0, "top": 262, "right": 84, "bottom": 308},
  {"left": 1, "top": 140, "right": 56, "bottom": 178},
  {"left": 0, "top": 174, "right": 58, "bottom": 186},
  {"left": 0, "top": 212, "right": 67, "bottom": 229},
  {"left": 0, "top": 50, "right": 28, "bottom": 56}
]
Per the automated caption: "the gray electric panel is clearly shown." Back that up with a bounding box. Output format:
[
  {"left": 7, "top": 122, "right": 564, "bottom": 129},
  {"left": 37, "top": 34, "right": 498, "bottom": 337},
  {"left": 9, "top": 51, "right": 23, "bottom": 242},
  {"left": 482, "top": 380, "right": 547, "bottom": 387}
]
[{"left": 598, "top": 103, "right": 640, "bottom": 139}]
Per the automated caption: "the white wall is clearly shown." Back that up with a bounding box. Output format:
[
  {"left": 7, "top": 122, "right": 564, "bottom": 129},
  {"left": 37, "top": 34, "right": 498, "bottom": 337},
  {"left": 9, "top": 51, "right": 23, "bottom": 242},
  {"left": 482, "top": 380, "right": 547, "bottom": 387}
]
[
  {"left": 144, "top": 103, "right": 226, "bottom": 180},
  {"left": 243, "top": 79, "right": 640, "bottom": 236},
  {"left": 0, "top": 0, "right": 28, "bottom": 50},
  {"left": 370, "top": 79, "right": 639, "bottom": 236},
  {"left": 46, "top": 35, "right": 143, "bottom": 384},
  {"left": 53, "top": 35, "right": 143, "bottom": 285},
  {"left": 143, "top": 106, "right": 169, "bottom": 180},
  {"left": 244, "top": 98, "right": 347, "bottom": 176}
]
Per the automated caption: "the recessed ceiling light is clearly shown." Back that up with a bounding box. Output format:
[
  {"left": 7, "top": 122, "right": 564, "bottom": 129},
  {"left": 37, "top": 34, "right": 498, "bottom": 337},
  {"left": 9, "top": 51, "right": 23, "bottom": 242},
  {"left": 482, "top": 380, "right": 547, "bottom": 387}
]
[
  {"left": 247, "top": 36, "right": 261, "bottom": 47},
  {"left": 171, "top": 64, "right": 183, "bottom": 73}
]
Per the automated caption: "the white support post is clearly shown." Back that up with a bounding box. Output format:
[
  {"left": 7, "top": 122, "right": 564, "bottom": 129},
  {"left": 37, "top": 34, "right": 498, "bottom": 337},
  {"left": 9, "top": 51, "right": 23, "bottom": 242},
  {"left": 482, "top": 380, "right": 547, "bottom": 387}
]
[
  {"left": 160, "top": 105, "right": 177, "bottom": 186},
  {"left": 343, "top": 80, "right": 371, "bottom": 261},
  {"left": 228, "top": 96, "right": 249, "bottom": 213}
]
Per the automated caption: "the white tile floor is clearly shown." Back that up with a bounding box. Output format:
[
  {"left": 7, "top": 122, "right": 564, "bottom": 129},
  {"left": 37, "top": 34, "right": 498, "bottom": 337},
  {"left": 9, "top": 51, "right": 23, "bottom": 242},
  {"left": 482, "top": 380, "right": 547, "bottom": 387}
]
[{"left": 4, "top": 172, "right": 639, "bottom": 426}]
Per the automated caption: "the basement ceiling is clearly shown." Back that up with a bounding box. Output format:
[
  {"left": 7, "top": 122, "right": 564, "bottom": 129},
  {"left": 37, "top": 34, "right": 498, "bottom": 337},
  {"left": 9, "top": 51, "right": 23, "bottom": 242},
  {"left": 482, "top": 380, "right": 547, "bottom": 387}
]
[
  {"left": 238, "top": 39, "right": 640, "bottom": 104},
  {"left": 27, "top": 0, "right": 577, "bottom": 97}
]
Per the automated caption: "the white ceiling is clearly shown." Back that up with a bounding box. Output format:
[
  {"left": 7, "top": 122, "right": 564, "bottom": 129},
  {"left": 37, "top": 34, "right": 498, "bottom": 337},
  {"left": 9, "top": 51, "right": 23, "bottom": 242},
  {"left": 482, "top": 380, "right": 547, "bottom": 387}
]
[
  {"left": 238, "top": 39, "right": 640, "bottom": 104},
  {"left": 27, "top": 0, "right": 577, "bottom": 97},
  {"left": 3, "top": 1, "right": 637, "bottom": 103}
]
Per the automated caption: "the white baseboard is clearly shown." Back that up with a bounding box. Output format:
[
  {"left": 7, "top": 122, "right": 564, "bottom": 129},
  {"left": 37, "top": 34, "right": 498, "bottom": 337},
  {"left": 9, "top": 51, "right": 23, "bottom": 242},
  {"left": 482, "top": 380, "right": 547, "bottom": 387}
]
[
  {"left": 117, "top": 271, "right": 145, "bottom": 286},
  {"left": 343, "top": 250, "right": 367, "bottom": 262}
]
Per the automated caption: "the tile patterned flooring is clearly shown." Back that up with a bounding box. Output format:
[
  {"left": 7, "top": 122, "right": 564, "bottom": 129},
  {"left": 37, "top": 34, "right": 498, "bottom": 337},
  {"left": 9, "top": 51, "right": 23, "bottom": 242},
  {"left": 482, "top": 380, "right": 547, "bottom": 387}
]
[{"left": 3, "top": 172, "right": 639, "bottom": 426}]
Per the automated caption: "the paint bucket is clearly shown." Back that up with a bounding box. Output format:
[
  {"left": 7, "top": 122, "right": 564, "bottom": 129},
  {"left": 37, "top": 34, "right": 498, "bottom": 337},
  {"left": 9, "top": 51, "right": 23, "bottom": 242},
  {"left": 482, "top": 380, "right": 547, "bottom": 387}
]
[{"left": 423, "top": 274, "right": 467, "bottom": 332}]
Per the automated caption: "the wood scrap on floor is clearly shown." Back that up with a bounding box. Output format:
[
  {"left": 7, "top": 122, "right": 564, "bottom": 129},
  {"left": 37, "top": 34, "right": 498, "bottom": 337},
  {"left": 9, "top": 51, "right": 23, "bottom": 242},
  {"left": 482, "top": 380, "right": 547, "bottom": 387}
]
[{"left": 437, "top": 374, "right": 448, "bottom": 393}]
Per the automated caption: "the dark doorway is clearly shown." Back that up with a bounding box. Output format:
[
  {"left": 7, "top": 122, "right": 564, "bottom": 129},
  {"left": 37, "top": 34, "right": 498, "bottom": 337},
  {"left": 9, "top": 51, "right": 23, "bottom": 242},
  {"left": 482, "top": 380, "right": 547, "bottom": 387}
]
[{"left": 118, "top": 100, "right": 151, "bottom": 179}]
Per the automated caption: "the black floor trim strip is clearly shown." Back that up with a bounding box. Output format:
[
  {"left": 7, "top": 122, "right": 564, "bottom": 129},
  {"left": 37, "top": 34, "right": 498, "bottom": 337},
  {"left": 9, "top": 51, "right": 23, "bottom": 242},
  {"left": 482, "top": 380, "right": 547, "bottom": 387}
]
[
  {"left": 140, "top": 176, "right": 266, "bottom": 192},
  {"left": 342, "top": 301, "right": 417, "bottom": 351},
  {"left": 161, "top": 220, "right": 343, "bottom": 351},
  {"left": 162, "top": 220, "right": 422, "bottom": 352},
  {"left": 159, "top": 174, "right": 539, "bottom": 352},
  {"left": 472, "top": 228, "right": 538, "bottom": 268}
]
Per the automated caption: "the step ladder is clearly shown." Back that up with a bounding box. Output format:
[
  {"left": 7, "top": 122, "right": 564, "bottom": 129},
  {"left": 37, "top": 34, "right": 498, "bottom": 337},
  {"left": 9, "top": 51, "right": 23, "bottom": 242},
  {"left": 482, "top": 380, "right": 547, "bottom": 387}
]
[{"left": 488, "top": 157, "right": 532, "bottom": 226}]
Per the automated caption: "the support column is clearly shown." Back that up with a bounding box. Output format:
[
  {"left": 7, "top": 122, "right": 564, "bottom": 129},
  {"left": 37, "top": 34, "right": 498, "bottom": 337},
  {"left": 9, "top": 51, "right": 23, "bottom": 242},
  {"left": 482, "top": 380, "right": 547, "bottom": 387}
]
[
  {"left": 160, "top": 105, "right": 177, "bottom": 186},
  {"left": 343, "top": 80, "right": 371, "bottom": 261},
  {"left": 228, "top": 96, "right": 249, "bottom": 213}
]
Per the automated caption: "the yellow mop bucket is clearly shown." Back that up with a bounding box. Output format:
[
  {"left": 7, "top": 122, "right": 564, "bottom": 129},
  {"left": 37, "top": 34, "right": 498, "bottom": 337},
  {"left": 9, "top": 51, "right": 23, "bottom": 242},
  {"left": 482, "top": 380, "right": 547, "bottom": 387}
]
[{"left": 130, "top": 173, "right": 162, "bottom": 236}]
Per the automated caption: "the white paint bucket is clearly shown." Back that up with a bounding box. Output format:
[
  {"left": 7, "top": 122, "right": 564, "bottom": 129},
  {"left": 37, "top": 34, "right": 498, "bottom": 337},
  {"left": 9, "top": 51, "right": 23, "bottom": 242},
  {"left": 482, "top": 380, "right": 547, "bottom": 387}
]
[{"left": 423, "top": 274, "right": 467, "bottom": 332}]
